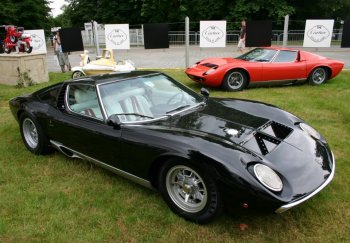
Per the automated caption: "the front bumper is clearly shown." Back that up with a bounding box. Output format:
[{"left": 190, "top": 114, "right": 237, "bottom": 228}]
[{"left": 275, "top": 152, "right": 335, "bottom": 213}]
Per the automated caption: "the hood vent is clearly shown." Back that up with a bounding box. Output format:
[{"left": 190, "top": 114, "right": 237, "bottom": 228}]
[
  {"left": 243, "top": 121, "right": 293, "bottom": 155},
  {"left": 201, "top": 63, "right": 218, "bottom": 69}
]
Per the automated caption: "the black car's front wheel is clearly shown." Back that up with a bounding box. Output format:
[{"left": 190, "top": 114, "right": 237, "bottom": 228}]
[
  {"left": 222, "top": 70, "right": 248, "bottom": 91},
  {"left": 159, "top": 160, "right": 222, "bottom": 224},
  {"left": 308, "top": 67, "right": 328, "bottom": 85},
  {"left": 20, "top": 112, "right": 50, "bottom": 155}
]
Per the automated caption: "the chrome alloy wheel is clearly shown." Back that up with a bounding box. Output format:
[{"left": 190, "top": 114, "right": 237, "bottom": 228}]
[
  {"left": 227, "top": 71, "right": 244, "bottom": 89},
  {"left": 166, "top": 165, "right": 208, "bottom": 213},
  {"left": 22, "top": 118, "right": 38, "bottom": 149},
  {"left": 311, "top": 68, "right": 327, "bottom": 84}
]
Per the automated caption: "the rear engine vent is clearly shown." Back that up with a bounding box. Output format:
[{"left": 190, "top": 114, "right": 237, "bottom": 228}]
[{"left": 57, "top": 83, "right": 68, "bottom": 111}]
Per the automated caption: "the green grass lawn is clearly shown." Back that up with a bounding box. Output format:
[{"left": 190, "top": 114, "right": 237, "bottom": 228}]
[{"left": 1, "top": 70, "right": 349, "bottom": 242}]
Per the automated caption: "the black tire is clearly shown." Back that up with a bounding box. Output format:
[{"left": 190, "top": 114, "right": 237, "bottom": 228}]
[
  {"left": 308, "top": 67, "right": 329, "bottom": 85},
  {"left": 159, "top": 159, "right": 222, "bottom": 224},
  {"left": 19, "top": 112, "right": 50, "bottom": 155},
  {"left": 222, "top": 70, "right": 248, "bottom": 91},
  {"left": 4, "top": 43, "right": 11, "bottom": 54},
  {"left": 72, "top": 71, "right": 85, "bottom": 79},
  {"left": 24, "top": 44, "right": 32, "bottom": 54}
]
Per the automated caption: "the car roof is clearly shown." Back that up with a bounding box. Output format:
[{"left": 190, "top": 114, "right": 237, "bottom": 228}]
[
  {"left": 258, "top": 46, "right": 299, "bottom": 52},
  {"left": 66, "top": 70, "right": 161, "bottom": 85}
]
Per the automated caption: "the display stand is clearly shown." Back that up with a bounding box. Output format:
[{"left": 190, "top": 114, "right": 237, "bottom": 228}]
[{"left": 0, "top": 53, "right": 49, "bottom": 85}]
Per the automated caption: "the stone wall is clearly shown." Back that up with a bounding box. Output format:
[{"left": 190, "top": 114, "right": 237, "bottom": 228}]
[{"left": 0, "top": 53, "right": 49, "bottom": 85}]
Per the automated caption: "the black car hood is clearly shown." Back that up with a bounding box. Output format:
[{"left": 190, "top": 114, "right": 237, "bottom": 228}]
[
  {"left": 169, "top": 98, "right": 295, "bottom": 149},
  {"left": 163, "top": 98, "right": 333, "bottom": 201}
]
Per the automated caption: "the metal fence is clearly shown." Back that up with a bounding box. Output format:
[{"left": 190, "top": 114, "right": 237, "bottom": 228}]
[{"left": 81, "top": 29, "right": 343, "bottom": 47}]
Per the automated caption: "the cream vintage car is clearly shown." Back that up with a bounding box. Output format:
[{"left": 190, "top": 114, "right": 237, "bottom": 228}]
[{"left": 71, "top": 49, "right": 135, "bottom": 79}]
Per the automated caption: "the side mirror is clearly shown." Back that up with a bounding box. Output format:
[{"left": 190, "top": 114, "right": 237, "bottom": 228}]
[
  {"left": 200, "top": 88, "right": 210, "bottom": 98},
  {"left": 107, "top": 114, "right": 121, "bottom": 129}
]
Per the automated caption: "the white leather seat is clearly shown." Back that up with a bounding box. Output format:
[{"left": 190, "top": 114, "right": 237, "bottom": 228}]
[
  {"left": 70, "top": 89, "right": 103, "bottom": 119},
  {"left": 102, "top": 87, "right": 153, "bottom": 122}
]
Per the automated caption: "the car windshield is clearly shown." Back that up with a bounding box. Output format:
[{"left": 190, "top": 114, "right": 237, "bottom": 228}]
[
  {"left": 236, "top": 48, "right": 277, "bottom": 62},
  {"left": 98, "top": 73, "right": 204, "bottom": 122}
]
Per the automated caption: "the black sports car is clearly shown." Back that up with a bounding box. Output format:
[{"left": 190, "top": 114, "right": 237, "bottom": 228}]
[{"left": 9, "top": 71, "right": 335, "bottom": 223}]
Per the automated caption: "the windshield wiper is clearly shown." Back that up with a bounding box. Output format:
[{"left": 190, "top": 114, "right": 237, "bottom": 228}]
[
  {"left": 114, "top": 113, "right": 154, "bottom": 119},
  {"left": 166, "top": 105, "right": 191, "bottom": 114}
]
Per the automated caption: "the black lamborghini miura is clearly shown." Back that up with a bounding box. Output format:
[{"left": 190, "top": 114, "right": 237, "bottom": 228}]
[{"left": 9, "top": 71, "right": 335, "bottom": 223}]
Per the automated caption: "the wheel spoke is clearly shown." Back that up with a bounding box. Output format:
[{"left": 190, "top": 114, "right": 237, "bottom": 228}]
[
  {"left": 184, "top": 194, "right": 190, "bottom": 202},
  {"left": 173, "top": 180, "right": 184, "bottom": 187}
]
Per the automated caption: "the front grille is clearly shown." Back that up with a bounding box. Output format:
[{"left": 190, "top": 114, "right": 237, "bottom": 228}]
[{"left": 186, "top": 74, "right": 204, "bottom": 82}]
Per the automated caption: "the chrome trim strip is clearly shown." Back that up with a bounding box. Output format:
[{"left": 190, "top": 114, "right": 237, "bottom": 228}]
[
  {"left": 248, "top": 78, "right": 307, "bottom": 87},
  {"left": 50, "top": 140, "right": 153, "bottom": 189},
  {"left": 275, "top": 152, "right": 335, "bottom": 213}
]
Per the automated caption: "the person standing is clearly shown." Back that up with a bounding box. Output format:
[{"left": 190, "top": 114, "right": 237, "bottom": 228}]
[
  {"left": 237, "top": 19, "right": 246, "bottom": 54},
  {"left": 53, "top": 31, "right": 71, "bottom": 73}
]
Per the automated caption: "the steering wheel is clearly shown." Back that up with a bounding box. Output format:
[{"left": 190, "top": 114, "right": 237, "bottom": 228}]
[{"left": 167, "top": 92, "right": 185, "bottom": 106}]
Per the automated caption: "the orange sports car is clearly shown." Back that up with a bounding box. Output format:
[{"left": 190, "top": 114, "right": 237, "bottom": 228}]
[{"left": 185, "top": 47, "right": 344, "bottom": 91}]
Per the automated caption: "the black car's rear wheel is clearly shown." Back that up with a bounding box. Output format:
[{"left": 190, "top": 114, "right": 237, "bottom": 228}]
[
  {"left": 159, "top": 160, "right": 222, "bottom": 224},
  {"left": 222, "top": 70, "right": 248, "bottom": 91},
  {"left": 20, "top": 112, "right": 50, "bottom": 155},
  {"left": 308, "top": 67, "right": 328, "bottom": 85}
]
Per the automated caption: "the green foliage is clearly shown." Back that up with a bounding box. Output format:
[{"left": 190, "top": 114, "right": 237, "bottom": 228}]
[
  {"left": 1, "top": 0, "right": 51, "bottom": 29},
  {"left": 57, "top": 0, "right": 350, "bottom": 29},
  {"left": 0, "top": 70, "right": 349, "bottom": 241}
]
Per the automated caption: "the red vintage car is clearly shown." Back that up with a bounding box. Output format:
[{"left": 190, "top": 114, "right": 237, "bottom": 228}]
[{"left": 185, "top": 47, "right": 344, "bottom": 91}]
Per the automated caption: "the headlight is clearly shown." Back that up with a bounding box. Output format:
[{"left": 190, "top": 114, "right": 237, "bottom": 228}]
[
  {"left": 253, "top": 164, "right": 283, "bottom": 192},
  {"left": 299, "top": 123, "right": 321, "bottom": 140},
  {"left": 204, "top": 69, "right": 216, "bottom": 75}
]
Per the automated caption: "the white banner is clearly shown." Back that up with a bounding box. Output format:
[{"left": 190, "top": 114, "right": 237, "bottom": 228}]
[
  {"left": 27, "top": 29, "right": 47, "bottom": 53},
  {"left": 303, "top": 20, "right": 334, "bottom": 47},
  {"left": 200, "top": 21, "right": 226, "bottom": 48},
  {"left": 105, "top": 24, "right": 130, "bottom": 50}
]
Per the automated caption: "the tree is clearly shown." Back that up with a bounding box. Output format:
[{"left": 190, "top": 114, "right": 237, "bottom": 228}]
[
  {"left": 58, "top": 0, "right": 350, "bottom": 30},
  {"left": 1, "top": 0, "right": 51, "bottom": 29},
  {"left": 287, "top": 0, "right": 350, "bottom": 28}
]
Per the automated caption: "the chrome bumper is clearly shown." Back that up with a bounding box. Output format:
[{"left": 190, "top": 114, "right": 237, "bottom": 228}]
[{"left": 275, "top": 152, "right": 335, "bottom": 213}]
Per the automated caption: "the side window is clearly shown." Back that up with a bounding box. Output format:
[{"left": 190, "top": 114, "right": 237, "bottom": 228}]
[
  {"left": 67, "top": 84, "right": 103, "bottom": 119},
  {"left": 273, "top": 51, "right": 297, "bottom": 63}
]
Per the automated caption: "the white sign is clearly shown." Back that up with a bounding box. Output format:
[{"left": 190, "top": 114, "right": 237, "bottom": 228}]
[
  {"left": 200, "top": 21, "right": 226, "bottom": 48},
  {"left": 84, "top": 22, "right": 92, "bottom": 31},
  {"left": 105, "top": 24, "right": 130, "bottom": 50},
  {"left": 303, "top": 20, "right": 334, "bottom": 47},
  {"left": 27, "top": 29, "right": 47, "bottom": 53}
]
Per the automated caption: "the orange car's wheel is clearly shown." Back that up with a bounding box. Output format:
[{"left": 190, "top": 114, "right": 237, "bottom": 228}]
[
  {"left": 308, "top": 67, "right": 329, "bottom": 85},
  {"left": 222, "top": 70, "right": 248, "bottom": 91}
]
